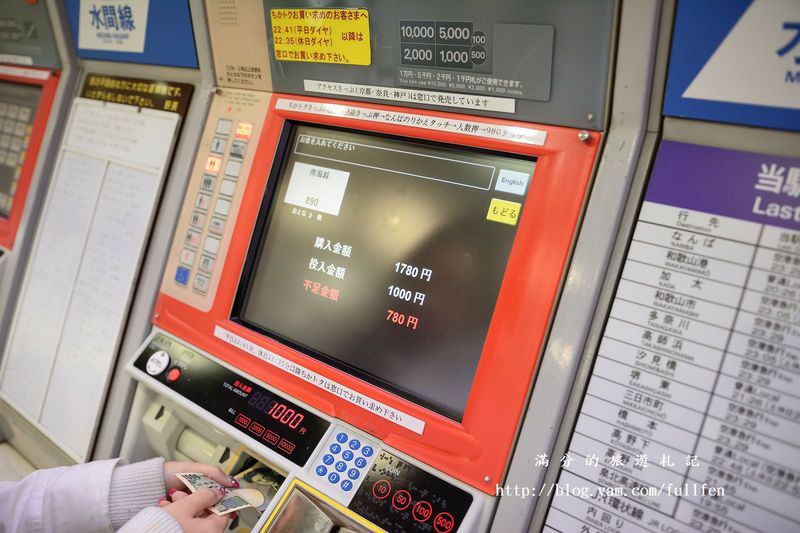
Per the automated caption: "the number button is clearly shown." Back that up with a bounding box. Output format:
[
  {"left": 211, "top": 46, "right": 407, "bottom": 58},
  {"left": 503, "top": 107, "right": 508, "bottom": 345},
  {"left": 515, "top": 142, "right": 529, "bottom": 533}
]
[
  {"left": 336, "top": 432, "right": 348, "bottom": 443},
  {"left": 315, "top": 465, "right": 327, "bottom": 477},
  {"left": 348, "top": 439, "right": 361, "bottom": 450},
  {"left": 329, "top": 443, "right": 341, "bottom": 454},
  {"left": 328, "top": 472, "right": 340, "bottom": 484},
  {"left": 335, "top": 461, "right": 347, "bottom": 473},
  {"left": 342, "top": 450, "right": 354, "bottom": 461},
  {"left": 341, "top": 479, "right": 353, "bottom": 492},
  {"left": 361, "top": 446, "right": 374, "bottom": 457},
  {"left": 322, "top": 454, "right": 334, "bottom": 465},
  {"left": 354, "top": 457, "right": 367, "bottom": 468},
  {"left": 347, "top": 468, "right": 360, "bottom": 480}
]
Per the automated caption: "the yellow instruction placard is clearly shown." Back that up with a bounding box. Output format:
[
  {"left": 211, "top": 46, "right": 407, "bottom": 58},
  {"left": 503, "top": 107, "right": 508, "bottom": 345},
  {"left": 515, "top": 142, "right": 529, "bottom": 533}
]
[
  {"left": 486, "top": 198, "right": 522, "bottom": 226},
  {"left": 270, "top": 9, "right": 371, "bottom": 66}
]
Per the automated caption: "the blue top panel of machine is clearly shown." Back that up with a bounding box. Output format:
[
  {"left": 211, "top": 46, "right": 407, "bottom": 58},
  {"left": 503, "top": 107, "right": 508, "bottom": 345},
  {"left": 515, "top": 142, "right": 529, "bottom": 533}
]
[
  {"left": 664, "top": 0, "right": 800, "bottom": 132},
  {"left": 64, "top": 0, "right": 197, "bottom": 68}
]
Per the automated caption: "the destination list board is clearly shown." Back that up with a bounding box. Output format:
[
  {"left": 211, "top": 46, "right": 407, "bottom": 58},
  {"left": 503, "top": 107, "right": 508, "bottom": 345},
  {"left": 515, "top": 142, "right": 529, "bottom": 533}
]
[{"left": 545, "top": 141, "right": 800, "bottom": 533}]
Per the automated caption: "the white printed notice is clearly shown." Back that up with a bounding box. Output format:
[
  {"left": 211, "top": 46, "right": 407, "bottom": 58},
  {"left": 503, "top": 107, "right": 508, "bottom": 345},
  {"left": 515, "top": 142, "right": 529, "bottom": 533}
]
[
  {"left": 275, "top": 98, "right": 547, "bottom": 146},
  {"left": 284, "top": 161, "right": 349, "bottom": 216},
  {"left": 214, "top": 326, "right": 426, "bottom": 434},
  {"left": 0, "top": 98, "right": 178, "bottom": 461},
  {"left": 544, "top": 141, "right": 800, "bottom": 532}
]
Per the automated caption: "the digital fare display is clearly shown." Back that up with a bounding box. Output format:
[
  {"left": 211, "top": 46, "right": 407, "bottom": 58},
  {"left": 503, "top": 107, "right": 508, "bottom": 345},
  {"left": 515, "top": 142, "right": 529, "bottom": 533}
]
[
  {"left": 0, "top": 81, "right": 41, "bottom": 219},
  {"left": 134, "top": 334, "right": 330, "bottom": 466},
  {"left": 236, "top": 124, "right": 536, "bottom": 420}
]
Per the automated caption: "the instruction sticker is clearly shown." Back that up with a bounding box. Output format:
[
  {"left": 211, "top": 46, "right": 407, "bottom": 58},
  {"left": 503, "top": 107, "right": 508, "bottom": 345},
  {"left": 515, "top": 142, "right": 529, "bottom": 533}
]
[
  {"left": 270, "top": 8, "right": 371, "bottom": 65},
  {"left": 487, "top": 198, "right": 521, "bottom": 226}
]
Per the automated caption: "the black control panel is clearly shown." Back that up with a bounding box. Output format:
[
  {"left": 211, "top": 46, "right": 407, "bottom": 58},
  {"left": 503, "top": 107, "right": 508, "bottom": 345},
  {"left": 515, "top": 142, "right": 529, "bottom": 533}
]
[
  {"left": 348, "top": 450, "right": 473, "bottom": 533},
  {"left": 134, "top": 333, "right": 330, "bottom": 466}
]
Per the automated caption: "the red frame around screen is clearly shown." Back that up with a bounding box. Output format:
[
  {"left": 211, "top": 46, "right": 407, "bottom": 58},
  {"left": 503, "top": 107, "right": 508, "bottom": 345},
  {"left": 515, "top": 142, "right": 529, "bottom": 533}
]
[
  {"left": 0, "top": 67, "right": 60, "bottom": 251},
  {"left": 154, "top": 94, "right": 600, "bottom": 493}
]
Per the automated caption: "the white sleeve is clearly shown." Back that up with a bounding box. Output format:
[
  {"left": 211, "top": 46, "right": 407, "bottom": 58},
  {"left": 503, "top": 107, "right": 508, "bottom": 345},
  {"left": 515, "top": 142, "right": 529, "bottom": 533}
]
[
  {"left": 0, "top": 458, "right": 120, "bottom": 533},
  {"left": 117, "top": 507, "right": 183, "bottom": 533},
  {"left": 109, "top": 457, "right": 167, "bottom": 528}
]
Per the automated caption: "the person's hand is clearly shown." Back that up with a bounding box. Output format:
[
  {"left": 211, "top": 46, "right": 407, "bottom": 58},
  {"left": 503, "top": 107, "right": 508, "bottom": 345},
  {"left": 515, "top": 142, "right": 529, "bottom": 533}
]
[
  {"left": 158, "top": 488, "right": 231, "bottom": 533},
  {"left": 163, "top": 461, "right": 239, "bottom": 492}
]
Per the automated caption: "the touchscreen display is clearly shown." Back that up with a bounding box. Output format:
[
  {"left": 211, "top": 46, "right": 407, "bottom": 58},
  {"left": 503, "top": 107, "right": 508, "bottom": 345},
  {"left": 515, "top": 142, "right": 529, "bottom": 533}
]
[{"left": 236, "top": 124, "right": 536, "bottom": 419}]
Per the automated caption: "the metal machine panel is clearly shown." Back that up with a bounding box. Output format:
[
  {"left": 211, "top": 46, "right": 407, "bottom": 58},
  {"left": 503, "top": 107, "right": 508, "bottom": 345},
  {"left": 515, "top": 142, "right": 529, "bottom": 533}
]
[
  {"left": 63, "top": 0, "right": 198, "bottom": 68},
  {"left": 263, "top": 0, "right": 614, "bottom": 129},
  {"left": 0, "top": 0, "right": 60, "bottom": 68},
  {"left": 492, "top": 2, "right": 665, "bottom": 529}
]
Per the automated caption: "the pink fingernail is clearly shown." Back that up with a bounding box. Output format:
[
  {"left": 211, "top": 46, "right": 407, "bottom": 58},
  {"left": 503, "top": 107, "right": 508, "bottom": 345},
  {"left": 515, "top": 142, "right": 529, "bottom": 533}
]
[
  {"left": 230, "top": 478, "right": 240, "bottom": 488},
  {"left": 167, "top": 488, "right": 177, "bottom": 497},
  {"left": 157, "top": 497, "right": 166, "bottom": 504}
]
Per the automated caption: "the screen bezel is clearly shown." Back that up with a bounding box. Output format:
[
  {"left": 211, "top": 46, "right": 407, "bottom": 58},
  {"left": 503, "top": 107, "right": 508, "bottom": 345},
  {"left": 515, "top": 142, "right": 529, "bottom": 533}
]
[
  {"left": 153, "top": 94, "right": 602, "bottom": 494},
  {"left": 230, "top": 120, "right": 537, "bottom": 421}
]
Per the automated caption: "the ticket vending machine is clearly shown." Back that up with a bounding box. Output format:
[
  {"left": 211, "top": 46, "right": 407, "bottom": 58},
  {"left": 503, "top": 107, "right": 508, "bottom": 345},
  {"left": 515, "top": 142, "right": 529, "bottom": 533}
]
[
  {"left": 0, "top": 1, "right": 77, "bottom": 474},
  {"left": 538, "top": 1, "right": 800, "bottom": 532},
  {"left": 0, "top": 0, "right": 213, "bottom": 469},
  {"left": 119, "top": 1, "right": 662, "bottom": 531},
  {"left": 0, "top": 1, "right": 75, "bottom": 359}
]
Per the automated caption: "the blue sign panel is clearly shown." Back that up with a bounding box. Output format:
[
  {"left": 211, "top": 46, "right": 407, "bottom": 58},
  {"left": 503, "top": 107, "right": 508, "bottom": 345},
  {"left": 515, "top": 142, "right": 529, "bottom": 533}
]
[
  {"left": 65, "top": 0, "right": 197, "bottom": 68},
  {"left": 664, "top": 0, "right": 800, "bottom": 132}
]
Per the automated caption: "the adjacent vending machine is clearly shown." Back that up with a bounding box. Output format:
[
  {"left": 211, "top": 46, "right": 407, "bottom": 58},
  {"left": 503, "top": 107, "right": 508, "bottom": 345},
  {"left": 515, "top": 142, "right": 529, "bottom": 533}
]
[
  {"left": 117, "top": 1, "right": 665, "bottom": 531},
  {"left": 0, "top": 0, "right": 74, "bottom": 364},
  {"left": 0, "top": 0, "right": 214, "bottom": 469},
  {"left": 540, "top": 1, "right": 800, "bottom": 531}
]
